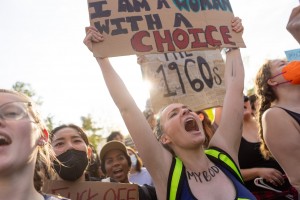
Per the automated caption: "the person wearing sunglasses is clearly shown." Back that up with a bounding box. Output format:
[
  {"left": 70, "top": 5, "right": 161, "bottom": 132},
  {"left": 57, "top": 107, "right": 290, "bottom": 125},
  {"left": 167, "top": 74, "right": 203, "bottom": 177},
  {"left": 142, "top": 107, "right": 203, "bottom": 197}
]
[
  {"left": 255, "top": 60, "right": 300, "bottom": 194},
  {"left": 0, "top": 89, "right": 68, "bottom": 200}
]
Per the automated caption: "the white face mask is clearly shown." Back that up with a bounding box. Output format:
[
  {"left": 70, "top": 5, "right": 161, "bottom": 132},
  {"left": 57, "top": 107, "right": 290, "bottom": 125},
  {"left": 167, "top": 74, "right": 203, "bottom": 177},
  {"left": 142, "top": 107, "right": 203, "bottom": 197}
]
[{"left": 130, "top": 154, "right": 137, "bottom": 167}]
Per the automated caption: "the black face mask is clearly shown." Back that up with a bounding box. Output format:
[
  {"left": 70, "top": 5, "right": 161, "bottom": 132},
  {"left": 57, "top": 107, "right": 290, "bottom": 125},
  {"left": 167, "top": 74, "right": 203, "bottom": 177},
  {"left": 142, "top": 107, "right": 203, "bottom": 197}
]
[{"left": 53, "top": 149, "right": 88, "bottom": 181}]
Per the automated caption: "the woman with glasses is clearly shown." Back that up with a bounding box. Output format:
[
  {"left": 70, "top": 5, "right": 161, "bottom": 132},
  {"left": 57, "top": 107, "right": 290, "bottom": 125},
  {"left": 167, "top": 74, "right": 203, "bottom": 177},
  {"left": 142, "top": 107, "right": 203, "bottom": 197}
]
[
  {"left": 255, "top": 60, "right": 300, "bottom": 193},
  {"left": 83, "top": 17, "right": 257, "bottom": 199},
  {"left": 0, "top": 89, "right": 68, "bottom": 200}
]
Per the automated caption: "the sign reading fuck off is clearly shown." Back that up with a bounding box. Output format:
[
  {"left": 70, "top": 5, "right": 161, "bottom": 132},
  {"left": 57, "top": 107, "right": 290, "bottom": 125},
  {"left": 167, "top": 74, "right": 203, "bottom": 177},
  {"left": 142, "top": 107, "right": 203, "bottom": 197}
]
[{"left": 87, "top": 0, "right": 245, "bottom": 57}]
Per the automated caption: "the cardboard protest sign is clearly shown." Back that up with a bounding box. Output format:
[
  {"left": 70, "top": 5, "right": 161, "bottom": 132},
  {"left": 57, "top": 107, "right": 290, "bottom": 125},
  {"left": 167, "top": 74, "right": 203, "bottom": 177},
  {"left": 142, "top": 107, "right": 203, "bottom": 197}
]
[
  {"left": 285, "top": 48, "right": 300, "bottom": 61},
  {"left": 43, "top": 180, "right": 138, "bottom": 200},
  {"left": 140, "top": 50, "right": 225, "bottom": 113},
  {"left": 87, "top": 0, "right": 245, "bottom": 57}
]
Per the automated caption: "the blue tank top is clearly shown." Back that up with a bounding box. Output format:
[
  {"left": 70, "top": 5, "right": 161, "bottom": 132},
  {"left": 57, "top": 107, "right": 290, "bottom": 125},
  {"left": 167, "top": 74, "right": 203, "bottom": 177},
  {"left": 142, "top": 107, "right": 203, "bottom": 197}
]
[{"left": 167, "top": 147, "right": 256, "bottom": 200}]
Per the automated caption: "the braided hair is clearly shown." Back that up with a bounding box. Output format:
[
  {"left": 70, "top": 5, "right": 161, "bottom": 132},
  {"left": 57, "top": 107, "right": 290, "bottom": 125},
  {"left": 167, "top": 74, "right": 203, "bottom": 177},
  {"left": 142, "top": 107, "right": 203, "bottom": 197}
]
[{"left": 254, "top": 60, "right": 278, "bottom": 159}]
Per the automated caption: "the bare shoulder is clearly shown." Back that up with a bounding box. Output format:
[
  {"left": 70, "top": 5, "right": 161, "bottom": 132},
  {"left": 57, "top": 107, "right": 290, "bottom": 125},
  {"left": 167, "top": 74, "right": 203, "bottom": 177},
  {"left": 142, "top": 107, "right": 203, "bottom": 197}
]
[
  {"left": 262, "top": 107, "right": 299, "bottom": 141},
  {"left": 262, "top": 107, "right": 290, "bottom": 123}
]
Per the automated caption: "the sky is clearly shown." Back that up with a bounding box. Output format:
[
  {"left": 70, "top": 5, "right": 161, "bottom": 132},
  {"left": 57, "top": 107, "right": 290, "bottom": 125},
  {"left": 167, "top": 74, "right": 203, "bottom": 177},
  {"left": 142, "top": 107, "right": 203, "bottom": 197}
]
[{"left": 0, "top": 0, "right": 299, "bottom": 138}]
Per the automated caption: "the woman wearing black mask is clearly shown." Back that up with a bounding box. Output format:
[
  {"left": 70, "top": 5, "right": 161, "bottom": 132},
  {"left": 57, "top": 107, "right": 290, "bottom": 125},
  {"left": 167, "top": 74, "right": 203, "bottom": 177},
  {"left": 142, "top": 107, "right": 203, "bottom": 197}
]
[{"left": 50, "top": 124, "right": 92, "bottom": 182}]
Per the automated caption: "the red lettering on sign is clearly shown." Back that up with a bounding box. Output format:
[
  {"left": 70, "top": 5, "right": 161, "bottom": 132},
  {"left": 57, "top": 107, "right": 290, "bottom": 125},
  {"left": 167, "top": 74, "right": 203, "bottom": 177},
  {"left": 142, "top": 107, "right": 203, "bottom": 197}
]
[{"left": 131, "top": 25, "right": 236, "bottom": 53}]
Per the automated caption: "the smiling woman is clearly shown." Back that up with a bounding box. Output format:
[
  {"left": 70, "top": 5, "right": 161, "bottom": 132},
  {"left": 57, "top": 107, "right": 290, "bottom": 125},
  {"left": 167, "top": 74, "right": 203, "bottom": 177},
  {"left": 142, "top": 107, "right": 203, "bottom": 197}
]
[
  {"left": 0, "top": 89, "right": 69, "bottom": 200},
  {"left": 99, "top": 141, "right": 157, "bottom": 200}
]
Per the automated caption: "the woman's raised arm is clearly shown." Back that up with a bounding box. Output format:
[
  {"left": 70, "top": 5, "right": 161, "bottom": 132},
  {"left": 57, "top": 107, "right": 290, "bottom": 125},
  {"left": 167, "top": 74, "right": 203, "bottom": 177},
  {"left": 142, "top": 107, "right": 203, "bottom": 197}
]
[{"left": 83, "top": 26, "right": 172, "bottom": 181}]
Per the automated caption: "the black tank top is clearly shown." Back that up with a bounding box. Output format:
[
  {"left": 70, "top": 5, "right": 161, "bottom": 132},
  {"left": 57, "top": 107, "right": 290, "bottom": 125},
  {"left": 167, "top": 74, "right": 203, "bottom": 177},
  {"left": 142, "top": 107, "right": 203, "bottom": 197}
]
[
  {"left": 238, "top": 138, "right": 284, "bottom": 191},
  {"left": 278, "top": 107, "right": 300, "bottom": 125}
]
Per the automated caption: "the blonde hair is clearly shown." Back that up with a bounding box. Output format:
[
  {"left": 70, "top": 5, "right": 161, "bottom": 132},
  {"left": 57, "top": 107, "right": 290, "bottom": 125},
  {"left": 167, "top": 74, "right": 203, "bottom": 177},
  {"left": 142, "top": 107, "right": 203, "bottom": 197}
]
[{"left": 0, "top": 89, "right": 56, "bottom": 191}]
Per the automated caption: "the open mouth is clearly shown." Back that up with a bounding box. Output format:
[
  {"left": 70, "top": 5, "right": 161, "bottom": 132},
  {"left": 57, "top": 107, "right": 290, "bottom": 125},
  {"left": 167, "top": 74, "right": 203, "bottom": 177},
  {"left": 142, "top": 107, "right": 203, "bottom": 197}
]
[
  {"left": 113, "top": 168, "right": 124, "bottom": 177},
  {"left": 184, "top": 118, "right": 199, "bottom": 132},
  {"left": 0, "top": 134, "right": 11, "bottom": 146}
]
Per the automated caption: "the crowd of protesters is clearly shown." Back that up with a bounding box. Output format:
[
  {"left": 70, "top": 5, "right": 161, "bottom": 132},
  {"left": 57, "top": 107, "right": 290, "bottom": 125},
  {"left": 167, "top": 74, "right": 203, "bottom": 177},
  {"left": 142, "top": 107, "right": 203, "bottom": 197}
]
[{"left": 1, "top": 5, "right": 300, "bottom": 200}]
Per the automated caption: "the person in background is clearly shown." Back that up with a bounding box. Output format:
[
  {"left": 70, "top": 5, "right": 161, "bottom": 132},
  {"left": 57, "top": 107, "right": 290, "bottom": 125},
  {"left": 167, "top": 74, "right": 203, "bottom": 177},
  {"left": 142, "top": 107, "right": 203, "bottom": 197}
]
[
  {"left": 196, "top": 110, "right": 217, "bottom": 148},
  {"left": 124, "top": 135, "right": 137, "bottom": 150},
  {"left": 84, "top": 17, "right": 256, "bottom": 199},
  {"left": 50, "top": 124, "right": 95, "bottom": 182},
  {"left": 248, "top": 94, "right": 258, "bottom": 115},
  {"left": 86, "top": 144, "right": 105, "bottom": 180},
  {"left": 100, "top": 141, "right": 157, "bottom": 200},
  {"left": 106, "top": 131, "right": 124, "bottom": 143},
  {"left": 127, "top": 146, "right": 154, "bottom": 186},
  {"left": 255, "top": 59, "right": 300, "bottom": 193},
  {"left": 238, "top": 95, "right": 298, "bottom": 199},
  {"left": 143, "top": 108, "right": 156, "bottom": 130},
  {"left": 0, "top": 89, "right": 68, "bottom": 200}
]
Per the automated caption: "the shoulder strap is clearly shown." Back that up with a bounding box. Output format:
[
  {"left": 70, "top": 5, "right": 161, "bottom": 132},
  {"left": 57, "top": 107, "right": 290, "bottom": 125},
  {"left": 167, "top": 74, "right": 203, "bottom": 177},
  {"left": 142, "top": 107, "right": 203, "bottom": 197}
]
[
  {"left": 169, "top": 157, "right": 183, "bottom": 200},
  {"left": 205, "top": 148, "right": 244, "bottom": 183},
  {"left": 140, "top": 185, "right": 151, "bottom": 200}
]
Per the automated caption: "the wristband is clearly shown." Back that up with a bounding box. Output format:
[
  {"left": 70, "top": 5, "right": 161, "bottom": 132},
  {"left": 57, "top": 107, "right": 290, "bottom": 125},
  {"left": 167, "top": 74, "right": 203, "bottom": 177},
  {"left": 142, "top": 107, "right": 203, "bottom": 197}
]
[{"left": 224, "top": 47, "right": 239, "bottom": 54}]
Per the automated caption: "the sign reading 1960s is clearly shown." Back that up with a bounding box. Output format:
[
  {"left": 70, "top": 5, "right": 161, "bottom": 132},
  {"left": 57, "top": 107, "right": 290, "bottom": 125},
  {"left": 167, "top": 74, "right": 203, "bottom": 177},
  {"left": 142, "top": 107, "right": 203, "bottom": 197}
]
[
  {"left": 87, "top": 0, "right": 245, "bottom": 57},
  {"left": 140, "top": 50, "right": 226, "bottom": 113}
]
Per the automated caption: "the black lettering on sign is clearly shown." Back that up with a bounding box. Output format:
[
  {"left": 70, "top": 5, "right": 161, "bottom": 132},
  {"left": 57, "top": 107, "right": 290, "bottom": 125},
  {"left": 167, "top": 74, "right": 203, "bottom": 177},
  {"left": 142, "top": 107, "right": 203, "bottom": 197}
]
[
  {"left": 212, "top": 67, "right": 222, "bottom": 85},
  {"left": 173, "top": 0, "right": 233, "bottom": 13},
  {"left": 126, "top": 16, "right": 143, "bottom": 31},
  {"left": 111, "top": 18, "right": 128, "bottom": 35},
  {"left": 89, "top": 1, "right": 111, "bottom": 20},
  {"left": 174, "top": 13, "right": 193, "bottom": 28},
  {"left": 197, "top": 56, "right": 213, "bottom": 88},
  {"left": 118, "top": 0, "right": 151, "bottom": 12},
  {"left": 164, "top": 51, "right": 193, "bottom": 62},
  {"left": 156, "top": 64, "right": 177, "bottom": 97},
  {"left": 94, "top": 20, "right": 110, "bottom": 34},
  {"left": 185, "top": 59, "right": 205, "bottom": 92},
  {"left": 157, "top": 0, "right": 171, "bottom": 9},
  {"left": 145, "top": 14, "right": 162, "bottom": 30},
  {"left": 156, "top": 56, "right": 220, "bottom": 96}
]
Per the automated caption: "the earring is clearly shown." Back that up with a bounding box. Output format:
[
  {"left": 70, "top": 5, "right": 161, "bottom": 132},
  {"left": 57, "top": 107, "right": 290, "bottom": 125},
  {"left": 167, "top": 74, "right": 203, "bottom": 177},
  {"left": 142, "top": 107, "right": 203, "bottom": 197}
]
[
  {"left": 38, "top": 139, "right": 46, "bottom": 146},
  {"left": 42, "top": 129, "right": 49, "bottom": 142}
]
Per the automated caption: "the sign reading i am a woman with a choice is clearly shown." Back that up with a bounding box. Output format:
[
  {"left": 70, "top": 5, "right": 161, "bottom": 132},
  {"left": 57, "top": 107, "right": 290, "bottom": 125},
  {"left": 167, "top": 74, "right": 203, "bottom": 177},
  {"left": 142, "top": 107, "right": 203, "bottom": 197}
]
[{"left": 87, "top": 0, "right": 245, "bottom": 57}]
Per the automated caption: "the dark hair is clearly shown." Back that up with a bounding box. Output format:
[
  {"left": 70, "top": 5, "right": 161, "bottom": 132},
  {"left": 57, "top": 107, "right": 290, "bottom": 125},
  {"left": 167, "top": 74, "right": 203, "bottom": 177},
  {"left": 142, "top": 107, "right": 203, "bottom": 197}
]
[
  {"left": 248, "top": 94, "right": 257, "bottom": 113},
  {"left": 107, "top": 131, "right": 124, "bottom": 142},
  {"left": 244, "top": 95, "right": 249, "bottom": 102},
  {"left": 127, "top": 146, "right": 143, "bottom": 172},
  {"left": 86, "top": 144, "right": 102, "bottom": 179},
  {"left": 50, "top": 124, "right": 89, "bottom": 146},
  {"left": 255, "top": 60, "right": 277, "bottom": 159}
]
